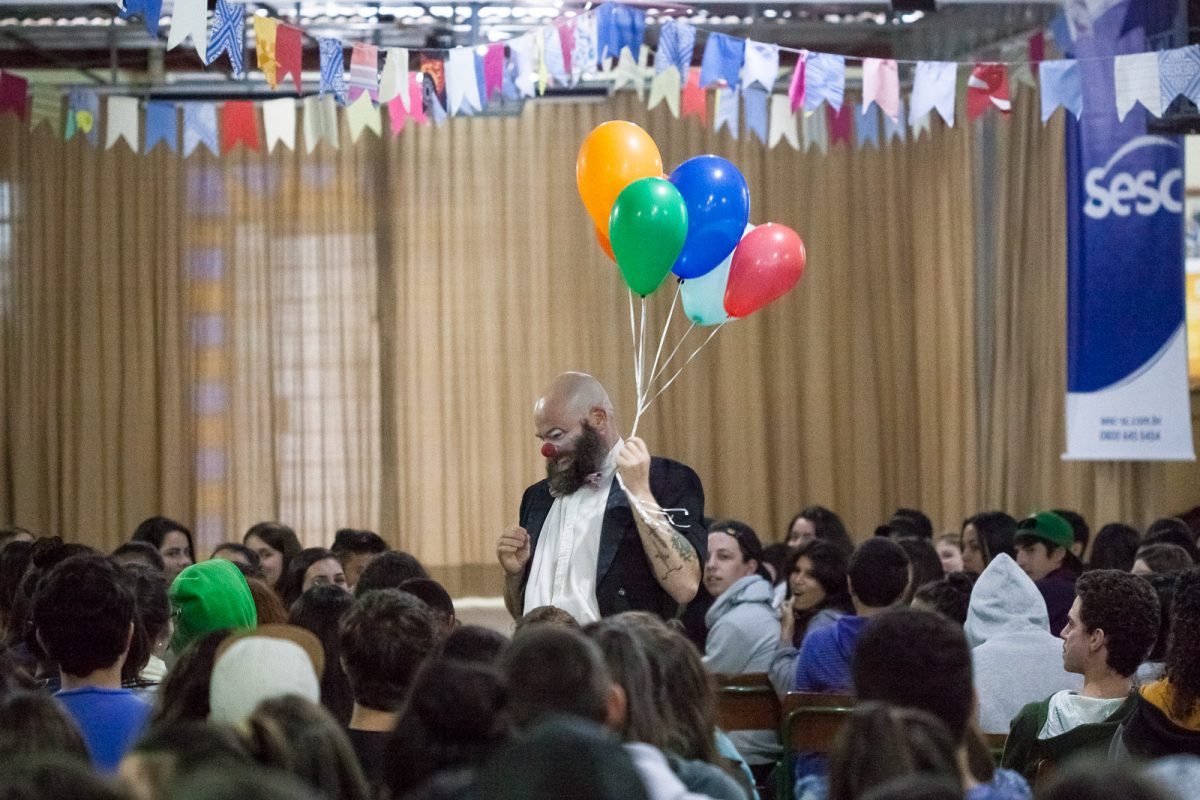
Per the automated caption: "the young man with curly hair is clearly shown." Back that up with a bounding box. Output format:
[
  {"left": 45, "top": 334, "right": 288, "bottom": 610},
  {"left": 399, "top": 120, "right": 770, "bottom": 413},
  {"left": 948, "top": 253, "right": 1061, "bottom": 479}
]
[
  {"left": 1112, "top": 567, "right": 1200, "bottom": 758},
  {"left": 1002, "top": 570, "right": 1160, "bottom": 777}
]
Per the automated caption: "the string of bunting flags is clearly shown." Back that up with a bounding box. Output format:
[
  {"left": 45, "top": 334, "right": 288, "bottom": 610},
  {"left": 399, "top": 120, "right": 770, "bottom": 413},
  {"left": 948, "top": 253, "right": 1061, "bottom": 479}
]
[{"left": 0, "top": 1, "right": 1198, "bottom": 157}]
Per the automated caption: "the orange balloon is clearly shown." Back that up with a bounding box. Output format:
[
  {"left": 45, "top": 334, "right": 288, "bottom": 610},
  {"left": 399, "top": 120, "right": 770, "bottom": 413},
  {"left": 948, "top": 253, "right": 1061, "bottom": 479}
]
[
  {"left": 576, "top": 121, "right": 664, "bottom": 233},
  {"left": 595, "top": 225, "right": 616, "bottom": 261}
]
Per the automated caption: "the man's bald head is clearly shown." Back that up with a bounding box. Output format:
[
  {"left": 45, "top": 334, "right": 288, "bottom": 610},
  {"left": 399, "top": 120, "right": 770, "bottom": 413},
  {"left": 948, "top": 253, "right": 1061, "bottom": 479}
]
[{"left": 534, "top": 373, "right": 620, "bottom": 451}]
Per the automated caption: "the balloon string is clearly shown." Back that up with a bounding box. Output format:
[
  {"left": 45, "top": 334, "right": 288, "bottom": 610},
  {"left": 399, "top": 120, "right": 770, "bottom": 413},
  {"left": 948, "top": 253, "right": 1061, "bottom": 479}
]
[
  {"left": 631, "top": 298, "right": 648, "bottom": 437},
  {"left": 649, "top": 321, "right": 695, "bottom": 387},
  {"left": 643, "top": 282, "right": 680, "bottom": 411},
  {"left": 641, "top": 322, "right": 727, "bottom": 412},
  {"left": 628, "top": 290, "right": 640, "bottom": 405}
]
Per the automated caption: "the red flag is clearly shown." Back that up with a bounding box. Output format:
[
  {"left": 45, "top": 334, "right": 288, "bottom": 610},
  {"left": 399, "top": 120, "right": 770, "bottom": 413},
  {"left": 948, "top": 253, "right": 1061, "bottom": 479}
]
[
  {"left": 557, "top": 22, "right": 574, "bottom": 76},
  {"left": 827, "top": 103, "right": 853, "bottom": 146},
  {"left": 967, "top": 63, "right": 1011, "bottom": 121},
  {"left": 275, "top": 25, "right": 303, "bottom": 94},
  {"left": 1028, "top": 31, "right": 1045, "bottom": 78},
  {"left": 484, "top": 44, "right": 505, "bottom": 100},
  {"left": 221, "top": 101, "right": 260, "bottom": 151},
  {"left": 681, "top": 67, "right": 707, "bottom": 122},
  {"left": 0, "top": 72, "right": 29, "bottom": 121}
]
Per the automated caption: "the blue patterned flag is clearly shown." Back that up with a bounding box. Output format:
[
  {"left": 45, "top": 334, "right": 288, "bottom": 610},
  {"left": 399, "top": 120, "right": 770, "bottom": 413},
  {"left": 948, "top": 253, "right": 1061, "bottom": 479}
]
[
  {"left": 205, "top": 0, "right": 244, "bottom": 78},
  {"left": 804, "top": 53, "right": 845, "bottom": 112},
  {"left": 319, "top": 38, "right": 349, "bottom": 106},
  {"left": 699, "top": 33, "right": 745, "bottom": 89},
  {"left": 1159, "top": 44, "right": 1200, "bottom": 108},
  {"left": 855, "top": 103, "right": 879, "bottom": 150},
  {"left": 743, "top": 86, "right": 768, "bottom": 143},
  {"left": 655, "top": 19, "right": 695, "bottom": 75},
  {"left": 596, "top": 2, "right": 645, "bottom": 62},
  {"left": 121, "top": 0, "right": 163, "bottom": 36},
  {"left": 714, "top": 85, "right": 740, "bottom": 139},
  {"left": 1039, "top": 59, "right": 1083, "bottom": 122},
  {"left": 183, "top": 102, "right": 220, "bottom": 156},
  {"left": 145, "top": 101, "right": 178, "bottom": 152}
]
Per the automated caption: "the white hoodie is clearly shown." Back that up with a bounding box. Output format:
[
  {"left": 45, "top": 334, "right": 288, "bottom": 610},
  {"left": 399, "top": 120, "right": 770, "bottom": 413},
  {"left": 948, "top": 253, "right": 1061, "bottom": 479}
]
[{"left": 964, "top": 554, "right": 1083, "bottom": 734}]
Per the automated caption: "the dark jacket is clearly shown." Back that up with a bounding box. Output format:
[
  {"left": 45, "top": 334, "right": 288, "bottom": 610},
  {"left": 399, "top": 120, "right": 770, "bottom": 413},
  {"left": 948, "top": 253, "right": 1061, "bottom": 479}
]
[
  {"left": 1113, "top": 687, "right": 1200, "bottom": 759},
  {"left": 1002, "top": 691, "right": 1136, "bottom": 779},
  {"left": 517, "top": 456, "right": 705, "bottom": 619}
]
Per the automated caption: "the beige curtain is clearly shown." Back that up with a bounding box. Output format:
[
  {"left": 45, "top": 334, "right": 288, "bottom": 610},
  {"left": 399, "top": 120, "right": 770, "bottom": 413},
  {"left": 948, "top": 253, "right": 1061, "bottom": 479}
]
[{"left": 1, "top": 91, "right": 1197, "bottom": 588}]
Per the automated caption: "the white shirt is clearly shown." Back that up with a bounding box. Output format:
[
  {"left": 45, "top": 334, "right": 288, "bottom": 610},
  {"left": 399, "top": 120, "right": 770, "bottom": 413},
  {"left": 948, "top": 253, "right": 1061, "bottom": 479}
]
[{"left": 523, "top": 439, "right": 623, "bottom": 625}]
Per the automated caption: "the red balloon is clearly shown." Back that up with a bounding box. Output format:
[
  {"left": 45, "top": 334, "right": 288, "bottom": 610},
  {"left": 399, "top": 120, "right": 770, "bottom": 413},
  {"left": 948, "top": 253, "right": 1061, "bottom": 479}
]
[{"left": 723, "top": 223, "right": 806, "bottom": 317}]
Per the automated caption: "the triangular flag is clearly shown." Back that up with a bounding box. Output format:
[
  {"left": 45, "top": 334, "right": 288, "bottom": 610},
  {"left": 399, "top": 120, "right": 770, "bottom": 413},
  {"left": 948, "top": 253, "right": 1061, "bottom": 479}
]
[
  {"left": 804, "top": 53, "right": 845, "bottom": 112},
  {"left": 166, "top": 0, "right": 207, "bottom": 61},
  {"left": 862, "top": 58, "right": 900, "bottom": 121},
  {"left": 473, "top": 52, "right": 488, "bottom": 113},
  {"left": 597, "top": 2, "right": 645, "bottom": 62},
  {"left": 121, "top": 0, "right": 164, "bottom": 37},
  {"left": 571, "top": 12, "right": 598, "bottom": 82},
  {"left": 348, "top": 43, "right": 379, "bottom": 104},
  {"left": 419, "top": 52, "right": 448, "bottom": 108},
  {"left": 882, "top": 98, "right": 906, "bottom": 144},
  {"left": 1029, "top": 30, "right": 1045, "bottom": 77},
  {"left": 911, "top": 61, "right": 956, "bottom": 127},
  {"left": 254, "top": 16, "right": 279, "bottom": 89},
  {"left": 647, "top": 67, "right": 681, "bottom": 117},
  {"left": 768, "top": 94, "right": 799, "bottom": 149},
  {"left": 699, "top": 33, "right": 745, "bottom": 88},
  {"left": 303, "top": 95, "right": 339, "bottom": 153},
  {"left": 346, "top": 93, "right": 381, "bottom": 141},
  {"left": 205, "top": 0, "right": 245, "bottom": 78},
  {"left": 827, "top": 103, "right": 853, "bottom": 146},
  {"left": 380, "top": 47, "right": 409, "bottom": 107},
  {"left": 0, "top": 72, "right": 29, "bottom": 121},
  {"left": 509, "top": 35, "right": 537, "bottom": 98},
  {"left": 319, "top": 38, "right": 349, "bottom": 106},
  {"left": 446, "top": 47, "right": 483, "bottom": 116},
  {"left": 105, "top": 95, "right": 139, "bottom": 151},
  {"left": 275, "top": 25, "right": 303, "bottom": 93},
  {"left": 1002, "top": 39, "right": 1036, "bottom": 91},
  {"left": 656, "top": 19, "right": 695, "bottom": 77},
  {"left": 788, "top": 51, "right": 806, "bottom": 112},
  {"left": 29, "top": 85, "right": 60, "bottom": 135},
  {"left": 855, "top": 103, "right": 879, "bottom": 150},
  {"left": 221, "top": 101, "right": 259, "bottom": 152},
  {"left": 533, "top": 30, "right": 549, "bottom": 95},
  {"left": 714, "top": 85, "right": 739, "bottom": 139},
  {"left": 802, "top": 109, "right": 828, "bottom": 154},
  {"left": 66, "top": 89, "right": 100, "bottom": 146},
  {"left": 183, "top": 102, "right": 219, "bottom": 156},
  {"left": 421, "top": 72, "right": 447, "bottom": 125},
  {"left": 144, "top": 101, "right": 177, "bottom": 152},
  {"left": 543, "top": 26, "right": 568, "bottom": 87},
  {"left": 744, "top": 86, "right": 769, "bottom": 144},
  {"left": 1157, "top": 45, "right": 1200, "bottom": 111},
  {"left": 1039, "top": 59, "right": 1083, "bottom": 122},
  {"left": 967, "top": 63, "right": 1011, "bottom": 120},
  {"left": 681, "top": 66, "right": 707, "bottom": 122},
  {"left": 408, "top": 73, "right": 428, "bottom": 125},
  {"left": 262, "top": 97, "right": 295, "bottom": 152},
  {"left": 484, "top": 44, "right": 505, "bottom": 101},
  {"left": 743, "top": 41, "right": 779, "bottom": 92},
  {"left": 612, "top": 45, "right": 649, "bottom": 100},
  {"left": 557, "top": 22, "right": 575, "bottom": 80}
]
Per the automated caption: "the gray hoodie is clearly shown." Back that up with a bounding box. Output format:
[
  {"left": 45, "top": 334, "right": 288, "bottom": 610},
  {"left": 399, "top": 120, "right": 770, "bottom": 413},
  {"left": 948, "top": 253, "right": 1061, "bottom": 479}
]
[{"left": 964, "top": 554, "right": 1083, "bottom": 734}]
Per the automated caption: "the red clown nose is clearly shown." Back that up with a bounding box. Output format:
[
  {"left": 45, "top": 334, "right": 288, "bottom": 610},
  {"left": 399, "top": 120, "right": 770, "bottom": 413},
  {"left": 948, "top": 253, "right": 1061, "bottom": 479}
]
[{"left": 540, "top": 443, "right": 558, "bottom": 459}]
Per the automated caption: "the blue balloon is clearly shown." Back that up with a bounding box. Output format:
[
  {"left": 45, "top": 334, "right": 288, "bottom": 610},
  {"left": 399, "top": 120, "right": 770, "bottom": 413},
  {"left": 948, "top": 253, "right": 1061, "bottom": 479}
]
[
  {"left": 681, "top": 224, "right": 754, "bottom": 325},
  {"left": 668, "top": 155, "right": 751, "bottom": 279}
]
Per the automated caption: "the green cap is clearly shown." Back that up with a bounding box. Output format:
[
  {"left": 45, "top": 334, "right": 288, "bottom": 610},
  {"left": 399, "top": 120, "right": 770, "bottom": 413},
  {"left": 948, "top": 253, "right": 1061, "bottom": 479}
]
[
  {"left": 169, "top": 559, "right": 257, "bottom": 653},
  {"left": 1014, "top": 511, "right": 1074, "bottom": 551}
]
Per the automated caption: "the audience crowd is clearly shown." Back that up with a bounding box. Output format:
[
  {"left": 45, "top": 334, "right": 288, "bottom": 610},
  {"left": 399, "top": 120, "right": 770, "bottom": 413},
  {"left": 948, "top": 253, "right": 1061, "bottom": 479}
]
[{"left": 1, "top": 505, "right": 1199, "bottom": 800}]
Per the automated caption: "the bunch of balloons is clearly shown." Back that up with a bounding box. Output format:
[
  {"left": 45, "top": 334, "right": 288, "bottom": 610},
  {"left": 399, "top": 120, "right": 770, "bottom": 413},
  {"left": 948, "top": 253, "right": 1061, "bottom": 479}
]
[{"left": 575, "top": 120, "right": 806, "bottom": 323}]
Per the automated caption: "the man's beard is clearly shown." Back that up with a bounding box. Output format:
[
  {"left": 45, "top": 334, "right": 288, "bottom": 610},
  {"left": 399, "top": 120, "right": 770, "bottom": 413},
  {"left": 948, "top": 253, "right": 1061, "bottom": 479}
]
[{"left": 546, "top": 422, "right": 607, "bottom": 497}]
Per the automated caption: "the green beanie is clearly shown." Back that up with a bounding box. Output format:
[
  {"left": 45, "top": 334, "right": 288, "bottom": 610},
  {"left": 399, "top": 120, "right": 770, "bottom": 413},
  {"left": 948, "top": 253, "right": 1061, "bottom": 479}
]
[
  {"left": 169, "top": 559, "right": 257, "bottom": 654},
  {"left": 1013, "top": 511, "right": 1074, "bottom": 551}
]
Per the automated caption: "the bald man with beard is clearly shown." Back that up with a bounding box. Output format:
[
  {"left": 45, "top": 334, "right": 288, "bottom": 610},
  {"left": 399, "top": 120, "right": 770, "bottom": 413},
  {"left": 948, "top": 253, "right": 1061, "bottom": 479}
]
[{"left": 496, "top": 373, "right": 706, "bottom": 624}]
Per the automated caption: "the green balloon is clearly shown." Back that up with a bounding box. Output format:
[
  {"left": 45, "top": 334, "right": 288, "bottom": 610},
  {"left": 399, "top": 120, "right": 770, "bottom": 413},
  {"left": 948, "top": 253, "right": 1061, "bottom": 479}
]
[{"left": 608, "top": 177, "right": 689, "bottom": 297}]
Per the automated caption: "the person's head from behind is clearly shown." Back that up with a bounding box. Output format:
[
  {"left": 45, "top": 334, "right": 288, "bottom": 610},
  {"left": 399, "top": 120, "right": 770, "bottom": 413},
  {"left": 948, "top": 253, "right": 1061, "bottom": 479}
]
[
  {"left": 0, "top": 691, "right": 89, "bottom": 763},
  {"left": 117, "top": 563, "right": 172, "bottom": 686},
  {"left": 1144, "top": 517, "right": 1199, "bottom": 563},
  {"left": 384, "top": 657, "right": 509, "bottom": 798},
  {"left": 330, "top": 529, "right": 388, "bottom": 590},
  {"left": 243, "top": 576, "right": 288, "bottom": 625},
  {"left": 210, "top": 543, "right": 263, "bottom": 579},
  {"left": 169, "top": 559, "right": 257, "bottom": 655},
  {"left": 500, "top": 625, "right": 621, "bottom": 730},
  {"left": 828, "top": 703, "right": 961, "bottom": 800},
  {"left": 875, "top": 508, "right": 934, "bottom": 541},
  {"left": 289, "top": 584, "right": 356, "bottom": 725},
  {"left": 534, "top": 372, "right": 620, "bottom": 497},
  {"left": 759, "top": 543, "right": 793, "bottom": 585},
  {"left": 1143, "top": 573, "right": 1177, "bottom": 663},
  {"left": 32, "top": 555, "right": 134, "bottom": 682},
  {"left": 399, "top": 578, "right": 456, "bottom": 636},
  {"left": 170, "top": 764, "right": 325, "bottom": 800},
  {"left": 934, "top": 534, "right": 963, "bottom": 574},
  {"left": 911, "top": 572, "right": 976, "bottom": 626},
  {"left": 895, "top": 538, "right": 943, "bottom": 604},
  {"left": 786, "top": 505, "right": 852, "bottom": 555},
  {"left": 1037, "top": 759, "right": 1174, "bottom": 800},
  {"left": 1132, "top": 543, "right": 1195, "bottom": 576},
  {"left": 441, "top": 625, "right": 508, "bottom": 665},
  {"left": 1013, "top": 511, "right": 1074, "bottom": 581},
  {"left": 131, "top": 516, "right": 194, "bottom": 581},
  {"left": 353, "top": 550, "right": 428, "bottom": 598},
  {"left": 242, "top": 522, "right": 302, "bottom": 590},
  {"left": 0, "top": 539, "right": 33, "bottom": 635},
  {"left": 1088, "top": 523, "right": 1141, "bottom": 572},
  {"left": 960, "top": 511, "right": 1016, "bottom": 574},
  {"left": 244, "top": 694, "right": 370, "bottom": 800},
  {"left": 515, "top": 604, "right": 579, "bottom": 632},
  {"left": 704, "top": 518, "right": 764, "bottom": 598},
  {"left": 112, "top": 541, "right": 166, "bottom": 573},
  {"left": 847, "top": 538, "right": 911, "bottom": 612},
  {"left": 120, "top": 720, "right": 251, "bottom": 800},
  {"left": 0, "top": 526, "right": 34, "bottom": 552},
  {"left": 339, "top": 589, "right": 438, "bottom": 714},
  {"left": 1061, "top": 570, "right": 1159, "bottom": 680},
  {"left": 208, "top": 628, "right": 323, "bottom": 726},
  {"left": 787, "top": 539, "right": 852, "bottom": 613},
  {"left": 280, "top": 547, "right": 347, "bottom": 607},
  {"left": 1164, "top": 568, "right": 1200, "bottom": 722},
  {"left": 1052, "top": 508, "right": 1090, "bottom": 559},
  {"left": 152, "top": 629, "right": 230, "bottom": 727},
  {"left": 583, "top": 620, "right": 664, "bottom": 748},
  {"left": 853, "top": 608, "right": 974, "bottom": 744},
  {"left": 0, "top": 754, "right": 130, "bottom": 800}
]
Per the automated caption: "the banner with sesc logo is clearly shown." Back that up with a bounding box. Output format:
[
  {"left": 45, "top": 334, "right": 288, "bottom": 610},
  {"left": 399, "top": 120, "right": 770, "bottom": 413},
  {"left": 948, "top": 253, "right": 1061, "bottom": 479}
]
[{"left": 1064, "top": 9, "right": 1194, "bottom": 461}]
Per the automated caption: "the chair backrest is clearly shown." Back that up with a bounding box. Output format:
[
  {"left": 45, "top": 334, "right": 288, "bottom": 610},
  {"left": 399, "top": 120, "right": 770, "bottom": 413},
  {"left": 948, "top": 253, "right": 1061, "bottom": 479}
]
[
  {"left": 714, "top": 673, "right": 782, "bottom": 732},
  {"left": 782, "top": 693, "right": 856, "bottom": 753},
  {"left": 982, "top": 732, "right": 1007, "bottom": 766}
]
